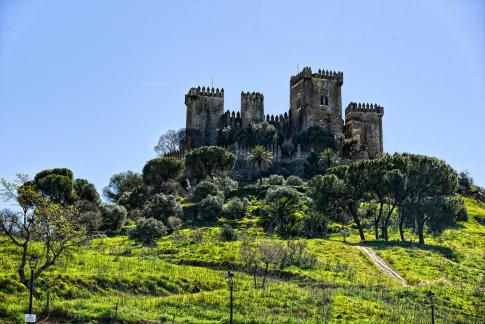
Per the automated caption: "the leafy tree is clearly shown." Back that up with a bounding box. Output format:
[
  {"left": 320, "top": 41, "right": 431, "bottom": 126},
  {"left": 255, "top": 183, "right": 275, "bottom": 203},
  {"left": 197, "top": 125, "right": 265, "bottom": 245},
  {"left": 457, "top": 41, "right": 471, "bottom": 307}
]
[
  {"left": 34, "top": 168, "right": 75, "bottom": 205},
  {"left": 74, "top": 199, "right": 102, "bottom": 233},
  {"left": 0, "top": 175, "right": 86, "bottom": 299},
  {"left": 142, "top": 193, "right": 182, "bottom": 222},
  {"left": 248, "top": 145, "right": 273, "bottom": 182},
  {"left": 74, "top": 179, "right": 100, "bottom": 203},
  {"left": 101, "top": 205, "right": 127, "bottom": 233},
  {"left": 298, "top": 126, "right": 335, "bottom": 152},
  {"left": 185, "top": 146, "right": 236, "bottom": 181},
  {"left": 401, "top": 154, "right": 458, "bottom": 245},
  {"left": 285, "top": 175, "right": 304, "bottom": 187},
  {"left": 264, "top": 186, "right": 300, "bottom": 236},
  {"left": 319, "top": 148, "right": 340, "bottom": 173},
  {"left": 118, "top": 184, "right": 149, "bottom": 211},
  {"left": 267, "top": 174, "right": 285, "bottom": 186},
  {"left": 103, "top": 171, "right": 143, "bottom": 203},
  {"left": 307, "top": 174, "right": 345, "bottom": 221},
  {"left": 154, "top": 128, "right": 185, "bottom": 156},
  {"left": 342, "top": 138, "right": 360, "bottom": 159},
  {"left": 128, "top": 217, "right": 167, "bottom": 245},
  {"left": 303, "top": 152, "right": 321, "bottom": 179},
  {"left": 142, "top": 157, "right": 183, "bottom": 192}
]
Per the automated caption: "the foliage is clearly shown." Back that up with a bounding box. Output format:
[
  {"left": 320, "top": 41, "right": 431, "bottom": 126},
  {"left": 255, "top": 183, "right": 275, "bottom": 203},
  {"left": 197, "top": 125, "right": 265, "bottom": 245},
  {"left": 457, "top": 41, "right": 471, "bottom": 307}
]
[
  {"left": 128, "top": 217, "right": 167, "bottom": 245},
  {"left": 303, "top": 152, "right": 321, "bottom": 179},
  {"left": 185, "top": 146, "right": 236, "bottom": 181},
  {"left": 118, "top": 184, "right": 149, "bottom": 211},
  {"left": 142, "top": 157, "right": 183, "bottom": 192},
  {"left": 34, "top": 168, "right": 75, "bottom": 205},
  {"left": 191, "top": 181, "right": 224, "bottom": 202},
  {"left": 285, "top": 175, "right": 304, "bottom": 187},
  {"left": 74, "top": 199, "right": 102, "bottom": 233},
  {"left": 197, "top": 195, "right": 223, "bottom": 221},
  {"left": 103, "top": 171, "right": 143, "bottom": 203},
  {"left": 142, "top": 193, "right": 182, "bottom": 222},
  {"left": 342, "top": 138, "right": 360, "bottom": 159},
  {"left": 217, "top": 122, "right": 277, "bottom": 147},
  {"left": 266, "top": 174, "right": 285, "bottom": 186},
  {"left": 223, "top": 197, "right": 247, "bottom": 219},
  {"left": 297, "top": 126, "right": 335, "bottom": 152},
  {"left": 247, "top": 145, "right": 273, "bottom": 181},
  {"left": 219, "top": 224, "right": 238, "bottom": 241},
  {"left": 264, "top": 186, "right": 300, "bottom": 236},
  {"left": 319, "top": 148, "right": 340, "bottom": 172},
  {"left": 74, "top": 179, "right": 100, "bottom": 203},
  {"left": 101, "top": 205, "right": 127, "bottom": 233},
  {"left": 299, "top": 210, "right": 327, "bottom": 238}
]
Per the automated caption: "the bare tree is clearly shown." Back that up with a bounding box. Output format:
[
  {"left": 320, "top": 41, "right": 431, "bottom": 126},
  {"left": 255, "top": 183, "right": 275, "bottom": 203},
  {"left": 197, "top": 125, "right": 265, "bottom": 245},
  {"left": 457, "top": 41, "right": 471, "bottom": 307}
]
[
  {"left": 0, "top": 175, "right": 86, "bottom": 299},
  {"left": 154, "top": 128, "right": 185, "bottom": 156}
]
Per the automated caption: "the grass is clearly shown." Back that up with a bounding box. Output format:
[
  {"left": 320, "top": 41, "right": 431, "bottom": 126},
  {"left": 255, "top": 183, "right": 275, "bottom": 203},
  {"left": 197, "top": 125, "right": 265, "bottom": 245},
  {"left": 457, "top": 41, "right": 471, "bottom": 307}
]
[{"left": 0, "top": 198, "right": 484, "bottom": 323}]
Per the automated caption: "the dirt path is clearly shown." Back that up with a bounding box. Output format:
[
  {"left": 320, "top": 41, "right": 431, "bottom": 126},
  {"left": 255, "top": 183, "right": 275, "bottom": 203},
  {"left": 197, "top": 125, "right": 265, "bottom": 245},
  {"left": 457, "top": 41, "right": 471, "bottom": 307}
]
[{"left": 357, "top": 245, "right": 408, "bottom": 286}]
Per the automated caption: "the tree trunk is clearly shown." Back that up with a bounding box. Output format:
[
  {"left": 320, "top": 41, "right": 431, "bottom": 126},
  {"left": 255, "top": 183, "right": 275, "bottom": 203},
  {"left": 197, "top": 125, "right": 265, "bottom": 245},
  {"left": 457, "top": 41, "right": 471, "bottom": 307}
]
[
  {"left": 398, "top": 209, "right": 405, "bottom": 242},
  {"left": 417, "top": 219, "right": 425, "bottom": 245},
  {"left": 261, "top": 263, "right": 269, "bottom": 289},
  {"left": 375, "top": 201, "right": 383, "bottom": 240},
  {"left": 350, "top": 206, "right": 365, "bottom": 241},
  {"left": 383, "top": 205, "right": 396, "bottom": 242}
]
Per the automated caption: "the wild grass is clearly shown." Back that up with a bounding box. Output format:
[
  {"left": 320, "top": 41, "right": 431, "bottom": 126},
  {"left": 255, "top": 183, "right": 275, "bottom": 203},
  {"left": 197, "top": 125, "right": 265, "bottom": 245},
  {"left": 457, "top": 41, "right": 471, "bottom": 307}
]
[{"left": 0, "top": 198, "right": 484, "bottom": 322}]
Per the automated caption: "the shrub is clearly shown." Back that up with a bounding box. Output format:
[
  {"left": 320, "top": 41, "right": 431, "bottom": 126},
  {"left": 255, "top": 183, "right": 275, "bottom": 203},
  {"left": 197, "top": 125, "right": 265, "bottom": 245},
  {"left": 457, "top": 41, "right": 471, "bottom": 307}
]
[
  {"left": 191, "top": 181, "right": 224, "bottom": 202},
  {"left": 281, "top": 240, "right": 318, "bottom": 269},
  {"left": 101, "top": 205, "right": 128, "bottom": 233},
  {"left": 142, "top": 193, "right": 183, "bottom": 222},
  {"left": 285, "top": 175, "right": 304, "bottom": 187},
  {"left": 220, "top": 224, "right": 238, "bottom": 241},
  {"left": 264, "top": 186, "right": 301, "bottom": 236},
  {"left": 128, "top": 217, "right": 167, "bottom": 246},
  {"left": 209, "top": 176, "right": 238, "bottom": 195},
  {"left": 299, "top": 210, "right": 327, "bottom": 238},
  {"left": 267, "top": 174, "right": 285, "bottom": 186},
  {"left": 223, "top": 197, "right": 247, "bottom": 219},
  {"left": 197, "top": 195, "right": 223, "bottom": 221}
]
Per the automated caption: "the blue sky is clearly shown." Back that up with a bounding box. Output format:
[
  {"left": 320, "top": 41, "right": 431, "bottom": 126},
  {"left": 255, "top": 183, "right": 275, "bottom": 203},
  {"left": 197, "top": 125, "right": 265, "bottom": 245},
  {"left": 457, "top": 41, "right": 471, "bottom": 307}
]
[{"left": 0, "top": 0, "right": 484, "bottom": 201}]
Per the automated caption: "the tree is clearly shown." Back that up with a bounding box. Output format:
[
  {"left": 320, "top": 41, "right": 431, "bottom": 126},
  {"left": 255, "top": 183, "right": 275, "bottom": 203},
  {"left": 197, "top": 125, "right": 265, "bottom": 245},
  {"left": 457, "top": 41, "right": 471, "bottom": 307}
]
[
  {"left": 303, "top": 152, "right": 321, "bottom": 179},
  {"left": 191, "top": 181, "right": 224, "bottom": 202},
  {"left": 0, "top": 175, "right": 86, "bottom": 299},
  {"left": 154, "top": 128, "right": 185, "bottom": 156},
  {"left": 74, "top": 179, "right": 100, "bottom": 204},
  {"left": 185, "top": 146, "right": 236, "bottom": 181},
  {"left": 128, "top": 217, "right": 167, "bottom": 245},
  {"left": 319, "top": 148, "right": 340, "bottom": 173},
  {"left": 142, "top": 157, "right": 183, "bottom": 193},
  {"left": 103, "top": 171, "right": 143, "bottom": 203},
  {"left": 101, "top": 205, "right": 127, "bottom": 233},
  {"left": 307, "top": 174, "right": 345, "bottom": 221},
  {"left": 197, "top": 194, "right": 224, "bottom": 221},
  {"left": 34, "top": 168, "right": 75, "bottom": 205},
  {"left": 248, "top": 145, "right": 273, "bottom": 182},
  {"left": 142, "top": 193, "right": 182, "bottom": 222},
  {"left": 298, "top": 126, "right": 335, "bottom": 152},
  {"left": 327, "top": 164, "right": 366, "bottom": 241},
  {"left": 402, "top": 154, "right": 458, "bottom": 245},
  {"left": 264, "top": 186, "right": 300, "bottom": 236}
]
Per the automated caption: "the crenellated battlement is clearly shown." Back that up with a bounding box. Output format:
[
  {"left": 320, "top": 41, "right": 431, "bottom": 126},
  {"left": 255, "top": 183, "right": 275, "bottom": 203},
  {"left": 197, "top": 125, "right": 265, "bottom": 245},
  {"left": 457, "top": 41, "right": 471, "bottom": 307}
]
[
  {"left": 290, "top": 66, "right": 344, "bottom": 86},
  {"left": 186, "top": 86, "right": 224, "bottom": 98},
  {"left": 265, "top": 111, "right": 290, "bottom": 125},
  {"left": 241, "top": 91, "right": 264, "bottom": 100},
  {"left": 345, "top": 102, "right": 384, "bottom": 116}
]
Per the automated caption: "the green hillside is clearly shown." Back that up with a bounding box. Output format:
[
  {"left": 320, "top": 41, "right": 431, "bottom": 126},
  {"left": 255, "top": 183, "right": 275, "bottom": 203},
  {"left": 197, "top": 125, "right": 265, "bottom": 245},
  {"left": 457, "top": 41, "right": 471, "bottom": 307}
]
[{"left": 1, "top": 197, "right": 483, "bottom": 323}]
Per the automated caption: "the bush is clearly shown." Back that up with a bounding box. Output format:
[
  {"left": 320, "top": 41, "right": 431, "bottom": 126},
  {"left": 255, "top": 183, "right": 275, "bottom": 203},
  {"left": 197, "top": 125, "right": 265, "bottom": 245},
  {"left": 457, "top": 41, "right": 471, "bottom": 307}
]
[
  {"left": 101, "top": 205, "right": 128, "bottom": 233},
  {"left": 167, "top": 216, "right": 183, "bottom": 232},
  {"left": 267, "top": 174, "right": 285, "bottom": 186},
  {"left": 128, "top": 217, "right": 167, "bottom": 245},
  {"left": 197, "top": 195, "right": 223, "bottom": 221},
  {"left": 299, "top": 210, "right": 327, "bottom": 238},
  {"left": 209, "top": 176, "right": 238, "bottom": 195},
  {"left": 281, "top": 240, "right": 318, "bottom": 269},
  {"left": 220, "top": 224, "right": 238, "bottom": 241},
  {"left": 223, "top": 197, "right": 247, "bottom": 219},
  {"left": 191, "top": 181, "right": 224, "bottom": 202},
  {"left": 264, "top": 186, "right": 301, "bottom": 236},
  {"left": 142, "top": 193, "right": 183, "bottom": 222},
  {"left": 285, "top": 175, "right": 304, "bottom": 187}
]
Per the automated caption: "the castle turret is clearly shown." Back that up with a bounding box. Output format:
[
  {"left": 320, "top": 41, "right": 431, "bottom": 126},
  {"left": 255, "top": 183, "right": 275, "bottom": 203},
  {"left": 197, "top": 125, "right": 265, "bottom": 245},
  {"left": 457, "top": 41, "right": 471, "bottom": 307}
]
[
  {"left": 185, "top": 87, "right": 224, "bottom": 148},
  {"left": 289, "top": 67, "right": 344, "bottom": 136},
  {"left": 241, "top": 91, "right": 264, "bottom": 128},
  {"left": 344, "top": 102, "right": 384, "bottom": 158}
]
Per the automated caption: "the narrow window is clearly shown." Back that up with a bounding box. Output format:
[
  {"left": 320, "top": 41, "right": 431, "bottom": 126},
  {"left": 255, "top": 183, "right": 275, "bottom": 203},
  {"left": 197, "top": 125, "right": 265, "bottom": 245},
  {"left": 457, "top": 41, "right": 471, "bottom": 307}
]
[
  {"left": 320, "top": 96, "right": 324, "bottom": 105},
  {"left": 324, "top": 96, "right": 329, "bottom": 105}
]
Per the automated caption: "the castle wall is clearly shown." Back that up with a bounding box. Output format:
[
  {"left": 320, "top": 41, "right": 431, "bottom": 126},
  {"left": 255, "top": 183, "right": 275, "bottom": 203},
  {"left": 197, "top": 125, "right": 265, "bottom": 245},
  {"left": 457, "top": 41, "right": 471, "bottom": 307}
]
[
  {"left": 345, "top": 102, "right": 384, "bottom": 159},
  {"left": 185, "top": 87, "right": 224, "bottom": 147}
]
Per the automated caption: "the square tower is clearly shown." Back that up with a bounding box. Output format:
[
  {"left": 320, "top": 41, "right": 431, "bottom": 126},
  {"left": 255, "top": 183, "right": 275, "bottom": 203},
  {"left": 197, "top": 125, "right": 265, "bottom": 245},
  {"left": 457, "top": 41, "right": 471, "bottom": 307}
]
[{"left": 289, "top": 67, "right": 344, "bottom": 136}]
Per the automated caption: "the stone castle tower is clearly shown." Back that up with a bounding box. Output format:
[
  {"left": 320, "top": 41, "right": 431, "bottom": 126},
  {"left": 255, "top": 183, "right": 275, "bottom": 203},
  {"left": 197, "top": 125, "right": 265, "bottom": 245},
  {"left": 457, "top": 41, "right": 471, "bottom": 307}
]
[{"left": 183, "top": 66, "right": 384, "bottom": 159}]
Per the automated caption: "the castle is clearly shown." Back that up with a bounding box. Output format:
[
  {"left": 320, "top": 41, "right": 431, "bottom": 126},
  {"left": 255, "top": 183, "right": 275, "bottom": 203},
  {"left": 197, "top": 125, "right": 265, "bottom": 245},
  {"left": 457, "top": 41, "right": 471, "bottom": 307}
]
[{"left": 180, "top": 66, "right": 384, "bottom": 180}]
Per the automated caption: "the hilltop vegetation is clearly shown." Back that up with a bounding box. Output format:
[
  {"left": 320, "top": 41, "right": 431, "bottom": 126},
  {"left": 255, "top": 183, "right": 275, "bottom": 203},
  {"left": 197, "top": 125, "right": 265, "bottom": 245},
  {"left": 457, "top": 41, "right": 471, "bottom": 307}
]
[{"left": 0, "top": 146, "right": 484, "bottom": 323}]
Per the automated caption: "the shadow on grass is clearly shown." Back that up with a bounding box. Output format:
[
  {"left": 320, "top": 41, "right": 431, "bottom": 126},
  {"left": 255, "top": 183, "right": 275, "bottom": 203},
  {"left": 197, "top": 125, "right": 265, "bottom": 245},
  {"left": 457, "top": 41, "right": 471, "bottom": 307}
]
[{"left": 354, "top": 240, "right": 460, "bottom": 262}]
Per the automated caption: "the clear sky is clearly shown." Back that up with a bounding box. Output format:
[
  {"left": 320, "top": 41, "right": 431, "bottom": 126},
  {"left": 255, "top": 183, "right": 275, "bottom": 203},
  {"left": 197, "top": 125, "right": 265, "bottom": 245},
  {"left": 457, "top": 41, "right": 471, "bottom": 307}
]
[{"left": 1, "top": 0, "right": 484, "bottom": 202}]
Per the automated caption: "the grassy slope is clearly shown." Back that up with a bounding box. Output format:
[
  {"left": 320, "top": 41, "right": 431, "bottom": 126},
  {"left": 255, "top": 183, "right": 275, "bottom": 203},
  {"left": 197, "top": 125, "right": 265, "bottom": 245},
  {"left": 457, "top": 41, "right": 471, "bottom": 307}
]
[{"left": 0, "top": 198, "right": 484, "bottom": 323}]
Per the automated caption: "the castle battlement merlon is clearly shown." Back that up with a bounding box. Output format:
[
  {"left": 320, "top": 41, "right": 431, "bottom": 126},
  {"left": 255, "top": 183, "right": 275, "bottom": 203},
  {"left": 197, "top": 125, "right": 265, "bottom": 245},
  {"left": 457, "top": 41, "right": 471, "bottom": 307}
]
[
  {"left": 241, "top": 91, "right": 264, "bottom": 99},
  {"left": 186, "top": 86, "right": 224, "bottom": 98},
  {"left": 290, "top": 66, "right": 344, "bottom": 87},
  {"left": 345, "top": 102, "right": 384, "bottom": 116}
]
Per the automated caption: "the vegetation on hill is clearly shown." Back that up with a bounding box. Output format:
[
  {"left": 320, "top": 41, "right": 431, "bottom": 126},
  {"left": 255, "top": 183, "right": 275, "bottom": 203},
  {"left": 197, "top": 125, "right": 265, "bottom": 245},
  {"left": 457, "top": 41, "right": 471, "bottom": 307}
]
[{"left": 0, "top": 145, "right": 484, "bottom": 323}]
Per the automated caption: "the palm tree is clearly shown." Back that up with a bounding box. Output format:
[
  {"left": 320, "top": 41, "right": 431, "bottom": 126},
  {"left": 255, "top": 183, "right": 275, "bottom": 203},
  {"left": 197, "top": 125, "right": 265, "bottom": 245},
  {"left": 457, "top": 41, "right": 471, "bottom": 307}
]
[
  {"left": 319, "top": 148, "right": 340, "bottom": 173},
  {"left": 248, "top": 145, "right": 273, "bottom": 183}
]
